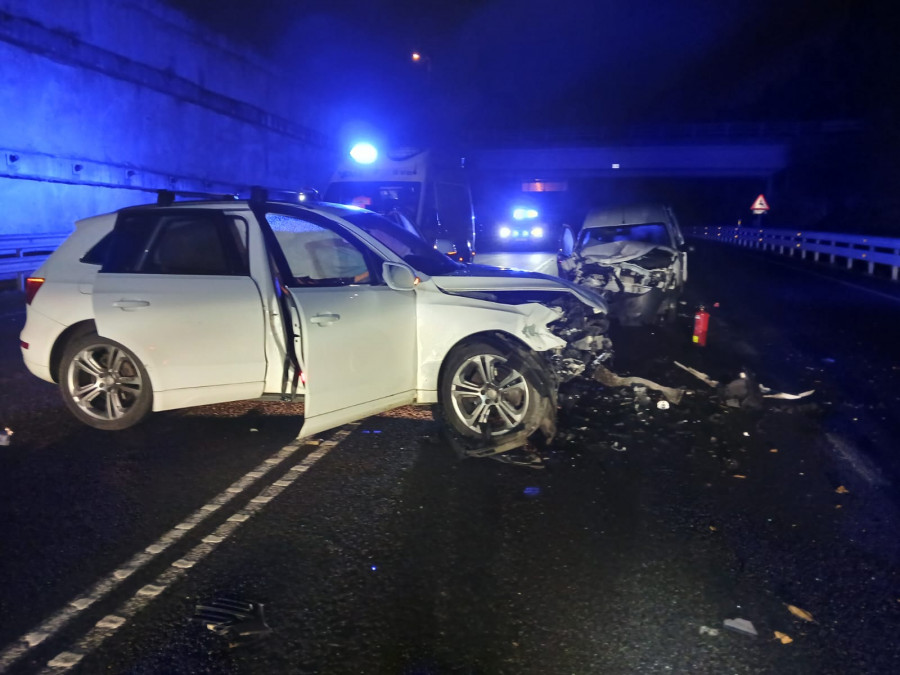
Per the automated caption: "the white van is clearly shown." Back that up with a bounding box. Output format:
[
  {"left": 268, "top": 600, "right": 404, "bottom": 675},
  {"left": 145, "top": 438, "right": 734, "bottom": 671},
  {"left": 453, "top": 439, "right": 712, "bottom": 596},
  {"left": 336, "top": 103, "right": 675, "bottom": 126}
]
[
  {"left": 323, "top": 146, "right": 476, "bottom": 262},
  {"left": 560, "top": 204, "right": 687, "bottom": 325}
]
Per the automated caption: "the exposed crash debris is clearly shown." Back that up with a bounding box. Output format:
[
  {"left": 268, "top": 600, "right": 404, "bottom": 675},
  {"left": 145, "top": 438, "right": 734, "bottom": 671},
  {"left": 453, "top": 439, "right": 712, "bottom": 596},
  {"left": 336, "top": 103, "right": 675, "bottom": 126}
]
[
  {"left": 674, "top": 361, "right": 719, "bottom": 387},
  {"left": 675, "top": 362, "right": 815, "bottom": 407},
  {"left": 193, "top": 598, "right": 272, "bottom": 647},
  {"left": 785, "top": 604, "right": 815, "bottom": 622},
  {"left": 763, "top": 389, "right": 815, "bottom": 401},
  {"left": 439, "top": 423, "right": 549, "bottom": 469},
  {"left": 593, "top": 364, "right": 685, "bottom": 404},
  {"left": 560, "top": 244, "right": 683, "bottom": 326},
  {"left": 436, "top": 293, "right": 615, "bottom": 467},
  {"left": 724, "top": 617, "right": 758, "bottom": 637},
  {"left": 722, "top": 371, "right": 815, "bottom": 409},
  {"left": 559, "top": 205, "right": 687, "bottom": 325},
  {"left": 547, "top": 295, "right": 613, "bottom": 382},
  {"left": 722, "top": 371, "right": 765, "bottom": 410},
  {"left": 774, "top": 631, "right": 794, "bottom": 645},
  {"left": 698, "top": 625, "right": 721, "bottom": 637}
]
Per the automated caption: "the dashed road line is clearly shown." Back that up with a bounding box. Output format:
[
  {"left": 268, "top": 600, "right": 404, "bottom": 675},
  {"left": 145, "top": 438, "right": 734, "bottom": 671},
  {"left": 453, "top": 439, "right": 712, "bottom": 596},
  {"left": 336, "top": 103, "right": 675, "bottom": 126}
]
[{"left": 0, "top": 426, "right": 353, "bottom": 674}]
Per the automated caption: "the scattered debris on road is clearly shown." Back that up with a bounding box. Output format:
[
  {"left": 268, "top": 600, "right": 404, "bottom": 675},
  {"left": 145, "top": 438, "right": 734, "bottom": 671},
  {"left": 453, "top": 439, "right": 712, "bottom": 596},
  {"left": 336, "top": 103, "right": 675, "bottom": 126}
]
[
  {"left": 698, "top": 625, "right": 720, "bottom": 636},
  {"left": 774, "top": 631, "right": 794, "bottom": 644},
  {"left": 674, "top": 361, "right": 719, "bottom": 387},
  {"left": 193, "top": 598, "right": 272, "bottom": 647},
  {"left": 786, "top": 604, "right": 815, "bottom": 622},
  {"left": 593, "top": 364, "right": 684, "bottom": 404},
  {"left": 724, "top": 617, "right": 758, "bottom": 637}
]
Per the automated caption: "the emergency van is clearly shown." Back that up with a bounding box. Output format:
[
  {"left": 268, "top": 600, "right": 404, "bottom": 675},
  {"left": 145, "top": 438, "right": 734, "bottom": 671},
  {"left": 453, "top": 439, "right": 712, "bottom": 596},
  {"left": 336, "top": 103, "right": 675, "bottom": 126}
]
[{"left": 322, "top": 145, "right": 476, "bottom": 262}]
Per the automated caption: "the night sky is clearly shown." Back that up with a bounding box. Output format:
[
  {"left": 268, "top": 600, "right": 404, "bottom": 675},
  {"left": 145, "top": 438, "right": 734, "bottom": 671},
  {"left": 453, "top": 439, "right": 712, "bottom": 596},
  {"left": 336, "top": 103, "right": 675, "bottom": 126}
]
[
  {"left": 169, "top": 0, "right": 898, "bottom": 230},
  {"left": 169, "top": 0, "right": 897, "bottom": 140}
]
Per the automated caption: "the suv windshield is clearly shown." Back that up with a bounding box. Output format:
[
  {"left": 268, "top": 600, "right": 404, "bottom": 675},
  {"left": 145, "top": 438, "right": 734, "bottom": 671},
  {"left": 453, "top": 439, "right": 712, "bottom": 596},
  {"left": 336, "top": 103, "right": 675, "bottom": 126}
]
[{"left": 341, "top": 210, "right": 462, "bottom": 276}]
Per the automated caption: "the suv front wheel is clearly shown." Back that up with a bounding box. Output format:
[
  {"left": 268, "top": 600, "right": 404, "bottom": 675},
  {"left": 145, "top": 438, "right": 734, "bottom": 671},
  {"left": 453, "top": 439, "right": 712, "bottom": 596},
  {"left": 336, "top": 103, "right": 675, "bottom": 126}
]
[
  {"left": 440, "top": 340, "right": 543, "bottom": 440},
  {"left": 59, "top": 333, "right": 153, "bottom": 430}
]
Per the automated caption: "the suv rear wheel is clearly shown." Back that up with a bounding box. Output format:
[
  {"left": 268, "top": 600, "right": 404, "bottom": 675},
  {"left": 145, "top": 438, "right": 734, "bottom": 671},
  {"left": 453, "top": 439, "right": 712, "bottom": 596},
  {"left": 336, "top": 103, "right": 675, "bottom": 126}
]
[{"left": 59, "top": 333, "right": 152, "bottom": 430}]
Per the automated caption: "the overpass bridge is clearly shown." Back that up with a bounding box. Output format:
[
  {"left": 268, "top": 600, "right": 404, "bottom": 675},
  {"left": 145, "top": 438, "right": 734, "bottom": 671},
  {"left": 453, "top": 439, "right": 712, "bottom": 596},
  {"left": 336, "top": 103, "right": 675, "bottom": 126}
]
[
  {"left": 466, "top": 121, "right": 860, "bottom": 181},
  {"left": 469, "top": 142, "right": 788, "bottom": 179}
]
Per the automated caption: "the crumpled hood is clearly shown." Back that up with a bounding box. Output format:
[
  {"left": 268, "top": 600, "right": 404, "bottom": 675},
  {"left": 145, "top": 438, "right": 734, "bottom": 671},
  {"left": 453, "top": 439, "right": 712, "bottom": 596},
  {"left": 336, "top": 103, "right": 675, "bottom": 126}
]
[
  {"left": 579, "top": 241, "right": 676, "bottom": 264},
  {"left": 430, "top": 264, "right": 608, "bottom": 313}
]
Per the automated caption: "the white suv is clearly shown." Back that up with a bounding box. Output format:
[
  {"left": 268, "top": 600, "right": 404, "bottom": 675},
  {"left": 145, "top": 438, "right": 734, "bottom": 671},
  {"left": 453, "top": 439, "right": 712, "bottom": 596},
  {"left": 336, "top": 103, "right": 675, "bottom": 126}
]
[{"left": 20, "top": 195, "right": 611, "bottom": 449}]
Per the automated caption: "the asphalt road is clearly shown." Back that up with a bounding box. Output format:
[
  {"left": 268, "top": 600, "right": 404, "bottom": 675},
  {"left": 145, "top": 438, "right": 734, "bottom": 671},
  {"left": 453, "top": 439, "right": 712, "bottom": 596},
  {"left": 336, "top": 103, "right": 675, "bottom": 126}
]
[{"left": 1, "top": 240, "right": 899, "bottom": 674}]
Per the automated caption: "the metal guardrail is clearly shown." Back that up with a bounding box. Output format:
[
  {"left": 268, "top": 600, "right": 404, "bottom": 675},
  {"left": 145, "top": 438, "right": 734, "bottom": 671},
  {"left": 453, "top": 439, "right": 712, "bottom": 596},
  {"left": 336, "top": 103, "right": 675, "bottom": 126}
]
[
  {"left": 690, "top": 226, "right": 900, "bottom": 282},
  {"left": 0, "top": 233, "right": 69, "bottom": 290}
]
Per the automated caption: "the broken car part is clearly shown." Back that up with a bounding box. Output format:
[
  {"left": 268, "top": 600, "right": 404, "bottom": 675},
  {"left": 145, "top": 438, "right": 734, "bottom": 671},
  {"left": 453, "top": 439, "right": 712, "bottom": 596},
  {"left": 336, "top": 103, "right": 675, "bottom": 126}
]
[
  {"left": 193, "top": 598, "right": 272, "bottom": 646},
  {"left": 592, "top": 364, "right": 684, "bottom": 405}
]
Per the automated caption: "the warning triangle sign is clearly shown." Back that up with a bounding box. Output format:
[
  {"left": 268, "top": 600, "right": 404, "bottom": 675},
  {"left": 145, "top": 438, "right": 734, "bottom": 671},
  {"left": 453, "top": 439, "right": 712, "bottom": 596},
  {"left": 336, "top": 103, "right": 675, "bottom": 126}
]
[{"left": 751, "top": 194, "right": 770, "bottom": 213}]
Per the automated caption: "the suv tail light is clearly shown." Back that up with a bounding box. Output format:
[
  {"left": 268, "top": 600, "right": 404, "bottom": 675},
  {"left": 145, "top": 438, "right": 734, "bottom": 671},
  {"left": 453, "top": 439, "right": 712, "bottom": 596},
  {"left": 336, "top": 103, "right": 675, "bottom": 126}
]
[{"left": 25, "top": 277, "right": 45, "bottom": 305}]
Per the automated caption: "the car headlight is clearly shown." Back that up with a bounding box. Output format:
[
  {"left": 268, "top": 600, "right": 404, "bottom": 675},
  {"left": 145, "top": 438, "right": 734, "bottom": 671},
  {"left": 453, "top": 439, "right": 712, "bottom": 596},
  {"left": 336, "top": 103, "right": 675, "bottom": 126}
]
[{"left": 512, "top": 207, "right": 539, "bottom": 220}]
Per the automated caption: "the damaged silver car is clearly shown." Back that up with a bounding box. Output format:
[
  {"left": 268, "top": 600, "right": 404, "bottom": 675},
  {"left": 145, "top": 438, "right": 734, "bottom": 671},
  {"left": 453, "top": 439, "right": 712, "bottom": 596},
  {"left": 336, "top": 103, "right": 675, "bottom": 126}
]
[{"left": 560, "top": 204, "right": 687, "bottom": 325}]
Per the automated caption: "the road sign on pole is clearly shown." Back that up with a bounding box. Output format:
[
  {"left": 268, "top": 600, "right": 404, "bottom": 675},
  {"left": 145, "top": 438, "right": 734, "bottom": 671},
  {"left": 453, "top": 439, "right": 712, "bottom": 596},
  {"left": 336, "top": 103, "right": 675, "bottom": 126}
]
[{"left": 751, "top": 194, "right": 770, "bottom": 215}]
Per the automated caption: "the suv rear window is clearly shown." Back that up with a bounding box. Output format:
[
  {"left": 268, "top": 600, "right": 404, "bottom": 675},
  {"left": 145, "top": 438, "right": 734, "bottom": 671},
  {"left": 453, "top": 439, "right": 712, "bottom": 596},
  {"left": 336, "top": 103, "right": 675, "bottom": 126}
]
[
  {"left": 101, "top": 211, "right": 249, "bottom": 275},
  {"left": 80, "top": 232, "right": 113, "bottom": 265}
]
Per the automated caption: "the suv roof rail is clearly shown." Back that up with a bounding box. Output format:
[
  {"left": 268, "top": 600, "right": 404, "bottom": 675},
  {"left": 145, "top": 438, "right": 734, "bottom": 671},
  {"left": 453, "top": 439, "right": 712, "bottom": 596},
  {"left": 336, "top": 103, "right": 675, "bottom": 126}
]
[
  {"left": 156, "top": 189, "right": 239, "bottom": 205},
  {"left": 249, "top": 185, "right": 320, "bottom": 205}
]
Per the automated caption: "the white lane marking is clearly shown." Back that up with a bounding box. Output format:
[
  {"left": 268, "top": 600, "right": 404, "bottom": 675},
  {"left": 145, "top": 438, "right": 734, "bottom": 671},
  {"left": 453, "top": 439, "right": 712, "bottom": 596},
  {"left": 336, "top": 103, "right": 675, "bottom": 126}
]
[
  {"left": 0, "top": 432, "right": 328, "bottom": 673},
  {"left": 36, "top": 424, "right": 356, "bottom": 674},
  {"left": 825, "top": 432, "right": 889, "bottom": 486}
]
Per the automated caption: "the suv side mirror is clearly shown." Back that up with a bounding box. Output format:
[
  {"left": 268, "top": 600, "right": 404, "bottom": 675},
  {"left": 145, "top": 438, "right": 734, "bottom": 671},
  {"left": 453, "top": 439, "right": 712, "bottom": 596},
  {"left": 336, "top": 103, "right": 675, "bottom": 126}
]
[{"left": 382, "top": 261, "right": 417, "bottom": 291}]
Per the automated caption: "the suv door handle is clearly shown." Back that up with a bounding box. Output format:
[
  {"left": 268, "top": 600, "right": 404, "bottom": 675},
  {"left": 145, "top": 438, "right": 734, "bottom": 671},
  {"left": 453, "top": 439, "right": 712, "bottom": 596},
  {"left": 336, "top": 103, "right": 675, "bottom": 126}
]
[
  {"left": 310, "top": 313, "right": 340, "bottom": 326},
  {"left": 112, "top": 300, "right": 151, "bottom": 309}
]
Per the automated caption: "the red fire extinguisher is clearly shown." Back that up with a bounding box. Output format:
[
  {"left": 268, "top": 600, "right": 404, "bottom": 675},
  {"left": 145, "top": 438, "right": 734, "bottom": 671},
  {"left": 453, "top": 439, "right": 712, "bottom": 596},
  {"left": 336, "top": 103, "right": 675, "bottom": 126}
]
[{"left": 693, "top": 305, "right": 710, "bottom": 346}]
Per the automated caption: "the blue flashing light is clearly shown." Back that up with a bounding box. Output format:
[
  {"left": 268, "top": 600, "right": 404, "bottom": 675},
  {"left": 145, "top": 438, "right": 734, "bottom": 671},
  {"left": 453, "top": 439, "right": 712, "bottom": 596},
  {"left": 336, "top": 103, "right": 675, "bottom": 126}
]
[
  {"left": 512, "top": 207, "right": 539, "bottom": 220},
  {"left": 499, "top": 226, "right": 512, "bottom": 238},
  {"left": 350, "top": 142, "right": 378, "bottom": 165}
]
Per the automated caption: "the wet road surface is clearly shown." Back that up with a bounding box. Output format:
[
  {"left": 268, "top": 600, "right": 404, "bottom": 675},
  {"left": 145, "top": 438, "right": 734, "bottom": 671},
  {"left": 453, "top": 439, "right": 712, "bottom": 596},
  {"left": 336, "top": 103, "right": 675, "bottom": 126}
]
[{"left": 1, "top": 240, "right": 899, "bottom": 674}]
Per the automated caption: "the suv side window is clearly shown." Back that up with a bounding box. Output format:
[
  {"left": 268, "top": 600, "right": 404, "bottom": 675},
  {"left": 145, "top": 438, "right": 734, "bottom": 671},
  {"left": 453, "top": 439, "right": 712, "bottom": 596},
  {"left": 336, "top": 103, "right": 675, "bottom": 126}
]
[
  {"left": 265, "top": 213, "right": 372, "bottom": 287},
  {"left": 102, "top": 211, "right": 249, "bottom": 275}
]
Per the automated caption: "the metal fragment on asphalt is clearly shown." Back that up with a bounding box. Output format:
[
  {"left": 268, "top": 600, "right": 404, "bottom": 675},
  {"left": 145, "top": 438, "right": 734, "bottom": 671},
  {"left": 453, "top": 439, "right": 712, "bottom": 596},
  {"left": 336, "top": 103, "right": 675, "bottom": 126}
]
[{"left": 724, "top": 617, "right": 758, "bottom": 637}]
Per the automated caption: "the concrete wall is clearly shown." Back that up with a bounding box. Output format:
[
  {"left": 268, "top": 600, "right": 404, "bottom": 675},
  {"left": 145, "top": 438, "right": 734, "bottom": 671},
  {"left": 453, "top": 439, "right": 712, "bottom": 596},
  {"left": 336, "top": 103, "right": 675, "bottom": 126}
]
[{"left": 0, "top": 0, "right": 338, "bottom": 234}]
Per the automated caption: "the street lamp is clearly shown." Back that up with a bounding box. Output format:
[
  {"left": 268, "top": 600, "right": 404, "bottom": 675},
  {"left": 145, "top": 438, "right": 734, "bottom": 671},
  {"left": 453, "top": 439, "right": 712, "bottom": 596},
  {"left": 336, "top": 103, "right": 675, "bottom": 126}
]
[{"left": 410, "top": 51, "right": 432, "bottom": 74}]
